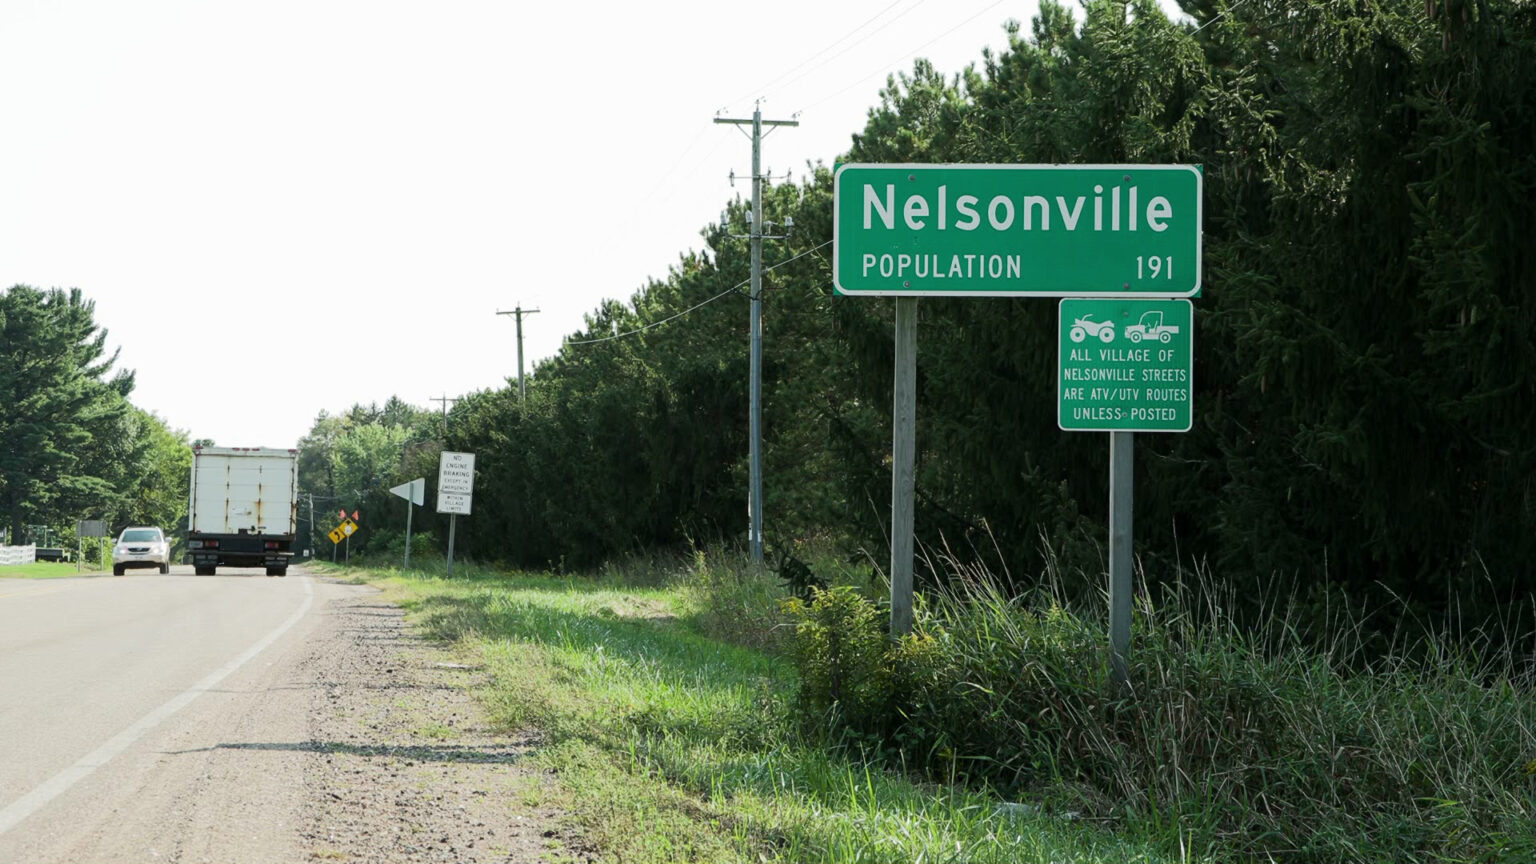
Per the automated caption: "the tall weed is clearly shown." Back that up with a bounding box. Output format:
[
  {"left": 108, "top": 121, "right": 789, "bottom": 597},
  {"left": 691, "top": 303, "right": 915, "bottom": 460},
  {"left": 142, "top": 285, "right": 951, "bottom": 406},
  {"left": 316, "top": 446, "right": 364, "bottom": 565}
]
[{"left": 783, "top": 556, "right": 1536, "bottom": 863}]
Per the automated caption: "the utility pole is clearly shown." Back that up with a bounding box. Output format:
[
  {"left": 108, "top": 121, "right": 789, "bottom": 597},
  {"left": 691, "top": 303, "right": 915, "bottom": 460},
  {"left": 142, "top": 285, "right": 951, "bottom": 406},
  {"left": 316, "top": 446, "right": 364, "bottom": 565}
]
[
  {"left": 496, "top": 306, "right": 540, "bottom": 402},
  {"left": 431, "top": 394, "right": 460, "bottom": 437},
  {"left": 715, "top": 103, "right": 797, "bottom": 565}
]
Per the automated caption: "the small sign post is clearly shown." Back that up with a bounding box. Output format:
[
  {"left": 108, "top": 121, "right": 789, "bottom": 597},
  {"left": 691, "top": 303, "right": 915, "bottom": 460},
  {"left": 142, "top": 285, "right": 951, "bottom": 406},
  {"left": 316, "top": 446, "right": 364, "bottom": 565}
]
[
  {"left": 389, "top": 478, "right": 426, "bottom": 569},
  {"left": 437, "top": 452, "right": 475, "bottom": 575},
  {"left": 1058, "top": 298, "right": 1194, "bottom": 691},
  {"left": 77, "top": 520, "right": 107, "bottom": 574},
  {"left": 340, "top": 518, "right": 357, "bottom": 567}
]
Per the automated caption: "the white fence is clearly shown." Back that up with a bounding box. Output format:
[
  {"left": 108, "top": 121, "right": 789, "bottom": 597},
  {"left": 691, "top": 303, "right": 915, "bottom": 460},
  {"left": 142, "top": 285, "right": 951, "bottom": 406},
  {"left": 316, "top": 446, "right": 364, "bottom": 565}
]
[{"left": 0, "top": 545, "right": 37, "bottom": 565}]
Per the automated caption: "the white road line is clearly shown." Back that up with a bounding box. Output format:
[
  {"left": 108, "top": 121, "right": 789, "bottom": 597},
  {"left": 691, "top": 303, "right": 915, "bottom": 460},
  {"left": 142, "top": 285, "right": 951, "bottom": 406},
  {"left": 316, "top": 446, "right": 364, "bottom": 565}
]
[{"left": 0, "top": 576, "right": 316, "bottom": 836}]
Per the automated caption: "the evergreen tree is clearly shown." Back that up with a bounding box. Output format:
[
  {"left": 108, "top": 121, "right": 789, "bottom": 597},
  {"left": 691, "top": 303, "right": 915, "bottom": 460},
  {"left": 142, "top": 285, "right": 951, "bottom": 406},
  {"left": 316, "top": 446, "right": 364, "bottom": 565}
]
[{"left": 0, "top": 286, "right": 134, "bottom": 542}]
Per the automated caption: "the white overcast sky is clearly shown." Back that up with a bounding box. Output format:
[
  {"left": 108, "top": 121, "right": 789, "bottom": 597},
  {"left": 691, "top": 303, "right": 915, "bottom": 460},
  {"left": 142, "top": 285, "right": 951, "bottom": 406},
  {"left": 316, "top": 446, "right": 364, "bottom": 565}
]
[{"left": 2, "top": 0, "right": 1187, "bottom": 449}]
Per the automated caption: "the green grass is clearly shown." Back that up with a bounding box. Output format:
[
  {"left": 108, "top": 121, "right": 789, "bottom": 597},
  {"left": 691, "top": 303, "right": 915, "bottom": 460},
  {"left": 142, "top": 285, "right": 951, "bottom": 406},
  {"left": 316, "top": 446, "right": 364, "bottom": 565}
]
[
  {"left": 330, "top": 550, "right": 1536, "bottom": 863},
  {"left": 353, "top": 565, "right": 1175, "bottom": 864},
  {"left": 0, "top": 561, "right": 97, "bottom": 579},
  {"left": 783, "top": 560, "right": 1536, "bottom": 864}
]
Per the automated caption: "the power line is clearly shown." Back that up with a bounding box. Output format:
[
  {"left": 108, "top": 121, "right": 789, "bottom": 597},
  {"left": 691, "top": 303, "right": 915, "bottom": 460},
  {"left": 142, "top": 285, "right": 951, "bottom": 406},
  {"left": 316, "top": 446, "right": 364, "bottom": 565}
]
[
  {"left": 720, "top": 0, "right": 915, "bottom": 111},
  {"left": 635, "top": 127, "right": 720, "bottom": 208},
  {"left": 728, "top": 0, "right": 937, "bottom": 111},
  {"left": 565, "top": 239, "right": 831, "bottom": 347},
  {"left": 796, "top": 0, "right": 1008, "bottom": 115},
  {"left": 1189, "top": 0, "right": 1251, "bottom": 35}
]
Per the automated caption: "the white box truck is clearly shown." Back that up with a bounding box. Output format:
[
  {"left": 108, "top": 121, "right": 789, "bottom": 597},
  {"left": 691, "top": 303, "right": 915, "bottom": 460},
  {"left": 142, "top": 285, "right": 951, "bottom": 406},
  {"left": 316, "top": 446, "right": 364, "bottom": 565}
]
[{"left": 187, "top": 446, "right": 299, "bottom": 576}]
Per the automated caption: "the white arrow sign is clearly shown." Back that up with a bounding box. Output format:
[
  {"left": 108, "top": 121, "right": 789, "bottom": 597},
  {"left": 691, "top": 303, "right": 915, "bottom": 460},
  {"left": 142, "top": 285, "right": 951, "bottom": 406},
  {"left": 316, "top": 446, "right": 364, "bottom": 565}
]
[{"left": 389, "top": 478, "right": 425, "bottom": 506}]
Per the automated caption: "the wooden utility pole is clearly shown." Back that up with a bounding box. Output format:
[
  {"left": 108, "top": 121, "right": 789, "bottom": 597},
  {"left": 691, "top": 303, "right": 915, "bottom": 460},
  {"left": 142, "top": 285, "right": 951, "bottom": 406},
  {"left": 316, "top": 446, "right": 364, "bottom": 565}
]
[
  {"left": 430, "top": 394, "right": 459, "bottom": 436},
  {"left": 496, "top": 306, "right": 540, "bottom": 402},
  {"left": 715, "top": 103, "right": 797, "bottom": 565}
]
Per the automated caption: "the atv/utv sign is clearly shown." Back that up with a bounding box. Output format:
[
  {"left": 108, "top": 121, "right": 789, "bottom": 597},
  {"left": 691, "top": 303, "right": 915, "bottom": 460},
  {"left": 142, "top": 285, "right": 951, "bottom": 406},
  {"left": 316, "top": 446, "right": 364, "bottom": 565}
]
[
  {"left": 833, "top": 164, "right": 1202, "bottom": 297},
  {"left": 1058, "top": 299, "right": 1193, "bottom": 432}
]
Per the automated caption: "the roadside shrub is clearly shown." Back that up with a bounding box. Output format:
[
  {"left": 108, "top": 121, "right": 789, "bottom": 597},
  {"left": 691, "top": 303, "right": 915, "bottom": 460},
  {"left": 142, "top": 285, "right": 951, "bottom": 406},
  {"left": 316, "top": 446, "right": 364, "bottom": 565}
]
[
  {"left": 783, "top": 586, "right": 891, "bottom": 735},
  {"left": 670, "top": 544, "right": 788, "bottom": 652},
  {"left": 361, "top": 528, "right": 436, "bottom": 565},
  {"left": 784, "top": 562, "right": 1536, "bottom": 863}
]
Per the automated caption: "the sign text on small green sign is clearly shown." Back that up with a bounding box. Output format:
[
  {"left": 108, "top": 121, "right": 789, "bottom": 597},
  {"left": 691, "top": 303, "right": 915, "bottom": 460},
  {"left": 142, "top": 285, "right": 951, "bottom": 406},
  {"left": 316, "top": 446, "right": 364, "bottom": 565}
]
[
  {"left": 834, "top": 163, "right": 1201, "bottom": 297},
  {"left": 1058, "top": 299, "right": 1193, "bottom": 432}
]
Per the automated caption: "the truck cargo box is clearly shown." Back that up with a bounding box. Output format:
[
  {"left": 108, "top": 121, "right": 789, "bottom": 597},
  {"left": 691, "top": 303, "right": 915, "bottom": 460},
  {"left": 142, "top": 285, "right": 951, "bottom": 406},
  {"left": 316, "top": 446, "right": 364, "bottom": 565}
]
[{"left": 187, "top": 446, "right": 299, "bottom": 575}]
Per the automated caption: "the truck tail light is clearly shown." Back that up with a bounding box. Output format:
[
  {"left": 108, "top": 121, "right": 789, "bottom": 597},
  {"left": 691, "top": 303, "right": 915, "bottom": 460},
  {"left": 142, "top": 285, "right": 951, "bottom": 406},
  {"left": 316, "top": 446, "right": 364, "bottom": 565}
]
[
  {"left": 264, "top": 541, "right": 279, "bottom": 550},
  {"left": 204, "top": 539, "right": 218, "bottom": 549},
  {"left": 188, "top": 540, "right": 201, "bottom": 549}
]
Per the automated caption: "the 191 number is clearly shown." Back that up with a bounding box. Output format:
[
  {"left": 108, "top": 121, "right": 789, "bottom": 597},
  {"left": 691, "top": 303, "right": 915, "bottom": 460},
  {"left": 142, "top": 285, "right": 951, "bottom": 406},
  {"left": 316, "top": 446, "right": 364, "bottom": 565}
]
[{"left": 1137, "top": 256, "right": 1173, "bottom": 279}]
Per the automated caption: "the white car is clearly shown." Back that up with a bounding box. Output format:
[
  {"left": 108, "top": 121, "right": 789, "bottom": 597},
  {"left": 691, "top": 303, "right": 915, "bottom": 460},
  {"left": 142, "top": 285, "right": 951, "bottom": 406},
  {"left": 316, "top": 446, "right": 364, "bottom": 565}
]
[{"left": 113, "top": 527, "right": 171, "bottom": 575}]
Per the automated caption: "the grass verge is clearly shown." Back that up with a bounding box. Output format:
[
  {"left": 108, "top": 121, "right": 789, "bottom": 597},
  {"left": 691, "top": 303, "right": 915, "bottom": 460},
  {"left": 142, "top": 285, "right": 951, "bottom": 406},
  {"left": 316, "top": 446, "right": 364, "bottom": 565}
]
[
  {"left": 0, "top": 561, "right": 96, "bottom": 579},
  {"left": 339, "top": 563, "right": 1175, "bottom": 864}
]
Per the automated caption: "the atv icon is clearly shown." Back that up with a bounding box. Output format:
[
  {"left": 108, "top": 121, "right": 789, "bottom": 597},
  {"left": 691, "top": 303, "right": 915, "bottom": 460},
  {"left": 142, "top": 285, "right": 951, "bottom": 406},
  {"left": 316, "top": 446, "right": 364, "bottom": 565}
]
[
  {"left": 1124, "top": 310, "right": 1180, "bottom": 344},
  {"left": 1069, "top": 316, "right": 1116, "bottom": 344}
]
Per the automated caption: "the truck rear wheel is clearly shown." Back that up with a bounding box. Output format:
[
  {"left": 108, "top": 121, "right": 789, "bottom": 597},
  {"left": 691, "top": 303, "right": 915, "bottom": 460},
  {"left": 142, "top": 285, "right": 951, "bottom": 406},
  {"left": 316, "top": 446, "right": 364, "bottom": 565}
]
[
  {"left": 195, "top": 565, "right": 215, "bottom": 576},
  {"left": 265, "top": 566, "right": 286, "bottom": 577}
]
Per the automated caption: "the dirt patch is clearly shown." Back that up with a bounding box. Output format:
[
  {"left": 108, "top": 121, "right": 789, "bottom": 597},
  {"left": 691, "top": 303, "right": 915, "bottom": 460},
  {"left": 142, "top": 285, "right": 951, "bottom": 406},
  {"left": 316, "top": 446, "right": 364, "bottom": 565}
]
[{"left": 298, "top": 586, "right": 567, "bottom": 863}]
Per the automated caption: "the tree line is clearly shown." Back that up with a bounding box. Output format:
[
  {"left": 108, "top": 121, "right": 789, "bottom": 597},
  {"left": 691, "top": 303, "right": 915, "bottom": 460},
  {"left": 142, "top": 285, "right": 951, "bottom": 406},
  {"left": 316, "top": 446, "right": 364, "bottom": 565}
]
[
  {"left": 0, "top": 285, "right": 191, "bottom": 547},
  {"left": 322, "top": 0, "right": 1535, "bottom": 643}
]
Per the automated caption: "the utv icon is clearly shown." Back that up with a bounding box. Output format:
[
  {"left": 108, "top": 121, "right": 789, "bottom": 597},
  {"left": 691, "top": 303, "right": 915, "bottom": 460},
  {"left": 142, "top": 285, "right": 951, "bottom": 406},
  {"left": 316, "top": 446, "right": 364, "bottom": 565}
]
[{"left": 1124, "top": 310, "right": 1180, "bottom": 344}]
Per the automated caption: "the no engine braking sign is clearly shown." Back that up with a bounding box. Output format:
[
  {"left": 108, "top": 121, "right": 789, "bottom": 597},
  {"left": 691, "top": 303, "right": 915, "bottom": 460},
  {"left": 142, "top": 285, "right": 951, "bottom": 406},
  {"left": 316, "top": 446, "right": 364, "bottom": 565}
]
[{"left": 436, "top": 451, "right": 475, "bottom": 515}]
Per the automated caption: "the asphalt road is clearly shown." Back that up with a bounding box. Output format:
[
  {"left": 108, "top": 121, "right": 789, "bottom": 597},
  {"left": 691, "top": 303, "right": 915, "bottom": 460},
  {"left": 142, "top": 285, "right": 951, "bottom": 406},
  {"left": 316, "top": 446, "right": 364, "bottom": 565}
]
[{"left": 0, "top": 564, "right": 353, "bottom": 863}]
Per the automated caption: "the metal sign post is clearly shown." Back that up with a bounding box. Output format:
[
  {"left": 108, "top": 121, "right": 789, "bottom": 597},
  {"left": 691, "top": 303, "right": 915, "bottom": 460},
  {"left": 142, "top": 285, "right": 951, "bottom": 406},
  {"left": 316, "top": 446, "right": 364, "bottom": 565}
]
[
  {"left": 834, "top": 162, "right": 1202, "bottom": 642},
  {"left": 1057, "top": 298, "right": 1195, "bottom": 691},
  {"left": 1108, "top": 432, "right": 1134, "bottom": 691},
  {"left": 437, "top": 453, "right": 475, "bottom": 576},
  {"left": 836, "top": 162, "right": 1202, "bottom": 687},
  {"left": 330, "top": 520, "right": 356, "bottom": 566},
  {"left": 389, "top": 479, "right": 425, "bottom": 569},
  {"left": 76, "top": 520, "right": 107, "bottom": 574},
  {"left": 327, "top": 525, "right": 344, "bottom": 566},
  {"left": 890, "top": 297, "right": 918, "bottom": 635}
]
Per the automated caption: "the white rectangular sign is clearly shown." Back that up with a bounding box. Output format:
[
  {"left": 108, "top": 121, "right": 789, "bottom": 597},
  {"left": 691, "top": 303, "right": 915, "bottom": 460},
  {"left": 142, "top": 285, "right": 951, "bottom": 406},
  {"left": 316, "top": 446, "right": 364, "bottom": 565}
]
[{"left": 437, "top": 452, "right": 475, "bottom": 515}]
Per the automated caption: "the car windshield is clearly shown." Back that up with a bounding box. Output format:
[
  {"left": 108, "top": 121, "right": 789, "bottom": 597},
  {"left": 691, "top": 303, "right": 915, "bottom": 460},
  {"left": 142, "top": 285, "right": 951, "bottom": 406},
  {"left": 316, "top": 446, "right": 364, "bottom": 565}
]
[{"left": 120, "top": 529, "right": 161, "bottom": 543}]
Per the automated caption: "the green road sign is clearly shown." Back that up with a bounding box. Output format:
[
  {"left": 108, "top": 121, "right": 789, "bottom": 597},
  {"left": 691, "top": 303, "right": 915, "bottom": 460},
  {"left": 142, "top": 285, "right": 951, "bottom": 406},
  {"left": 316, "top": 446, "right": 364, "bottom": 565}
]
[
  {"left": 1058, "top": 299, "right": 1193, "bottom": 432},
  {"left": 833, "top": 163, "right": 1201, "bottom": 297}
]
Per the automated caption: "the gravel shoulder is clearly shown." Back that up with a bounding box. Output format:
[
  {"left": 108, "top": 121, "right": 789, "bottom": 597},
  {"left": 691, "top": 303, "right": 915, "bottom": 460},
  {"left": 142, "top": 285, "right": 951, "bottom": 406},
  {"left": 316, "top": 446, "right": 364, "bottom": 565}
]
[
  {"left": 0, "top": 570, "right": 564, "bottom": 864},
  {"left": 298, "top": 579, "right": 565, "bottom": 863}
]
